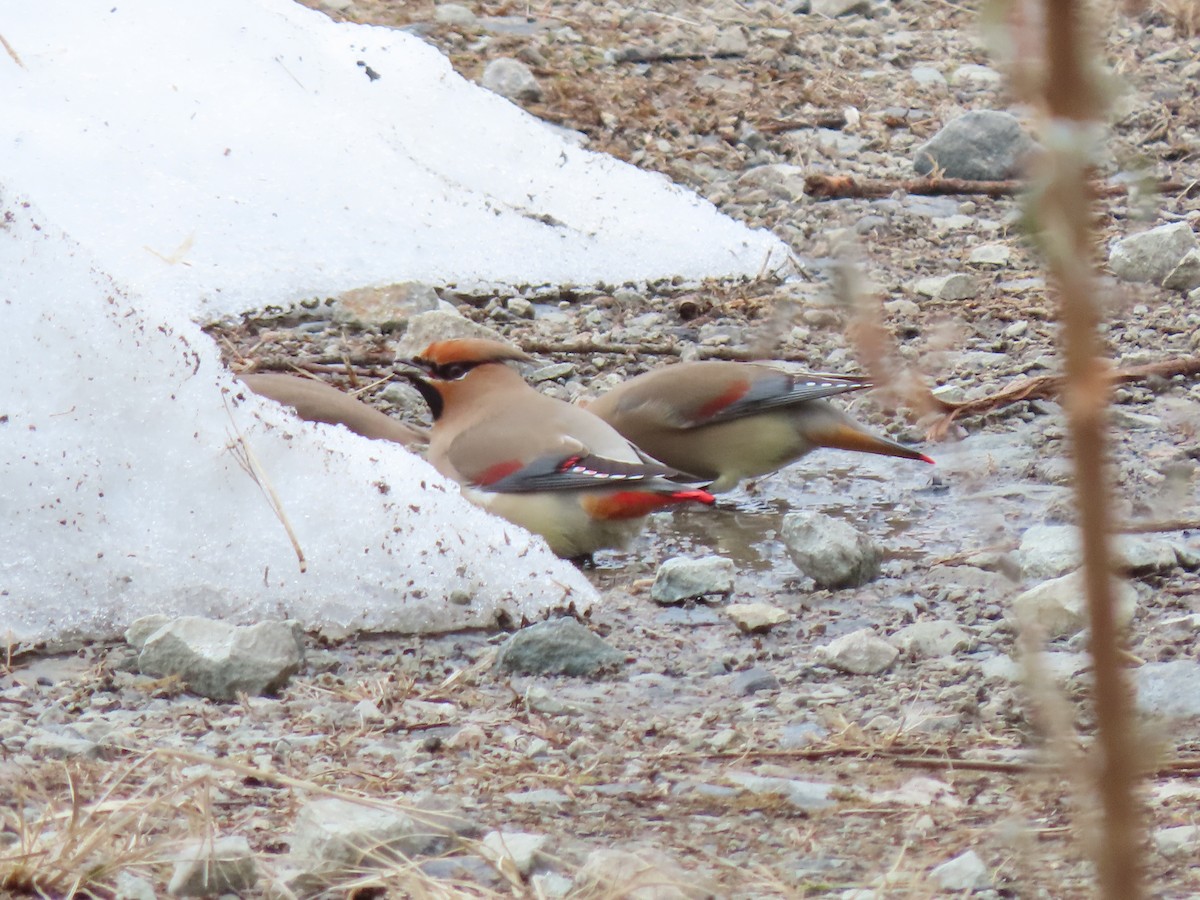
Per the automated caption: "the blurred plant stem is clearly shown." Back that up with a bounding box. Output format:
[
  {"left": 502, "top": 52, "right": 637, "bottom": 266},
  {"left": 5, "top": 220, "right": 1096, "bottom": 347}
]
[{"left": 1014, "top": 0, "right": 1145, "bottom": 895}]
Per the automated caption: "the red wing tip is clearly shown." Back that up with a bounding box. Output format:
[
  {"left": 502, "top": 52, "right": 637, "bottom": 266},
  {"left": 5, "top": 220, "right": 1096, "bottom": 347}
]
[
  {"left": 672, "top": 489, "right": 716, "bottom": 505},
  {"left": 919, "top": 454, "right": 936, "bottom": 465}
]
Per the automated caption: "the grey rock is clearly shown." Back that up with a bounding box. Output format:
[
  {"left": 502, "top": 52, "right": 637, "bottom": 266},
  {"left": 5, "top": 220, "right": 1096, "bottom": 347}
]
[
  {"left": 949, "top": 64, "right": 1003, "bottom": 87},
  {"left": 575, "top": 846, "right": 710, "bottom": 899},
  {"left": 480, "top": 830, "right": 547, "bottom": 877},
  {"left": 780, "top": 721, "right": 829, "bottom": 748},
  {"left": 731, "top": 666, "right": 781, "bottom": 695},
  {"left": 524, "top": 684, "right": 583, "bottom": 716},
  {"left": 735, "top": 163, "right": 808, "bottom": 202},
  {"left": 1153, "top": 824, "right": 1200, "bottom": 858},
  {"left": 433, "top": 3, "right": 478, "bottom": 28},
  {"left": 495, "top": 618, "right": 624, "bottom": 675},
  {"left": 913, "top": 272, "right": 977, "bottom": 300},
  {"left": 725, "top": 771, "right": 837, "bottom": 811},
  {"left": 504, "top": 788, "right": 571, "bottom": 806},
  {"left": 1135, "top": 661, "right": 1200, "bottom": 719},
  {"left": 1109, "top": 222, "right": 1197, "bottom": 284},
  {"left": 531, "top": 871, "right": 574, "bottom": 898},
  {"left": 650, "top": 555, "right": 734, "bottom": 604},
  {"left": 930, "top": 849, "right": 990, "bottom": 891},
  {"left": 1011, "top": 570, "right": 1138, "bottom": 638},
  {"left": 138, "top": 617, "right": 304, "bottom": 701},
  {"left": 419, "top": 855, "right": 505, "bottom": 889},
  {"left": 910, "top": 66, "right": 946, "bottom": 88},
  {"left": 820, "top": 628, "right": 899, "bottom": 675},
  {"left": 968, "top": 243, "right": 1011, "bottom": 267},
  {"left": 529, "top": 362, "right": 575, "bottom": 383},
  {"left": 726, "top": 602, "right": 791, "bottom": 633},
  {"left": 481, "top": 57, "right": 542, "bottom": 102},
  {"left": 395, "top": 310, "right": 505, "bottom": 357},
  {"left": 1019, "top": 524, "right": 1179, "bottom": 579},
  {"left": 24, "top": 731, "right": 102, "bottom": 759},
  {"left": 713, "top": 26, "right": 750, "bottom": 55},
  {"left": 115, "top": 871, "right": 157, "bottom": 900},
  {"left": 125, "top": 614, "right": 171, "bottom": 650},
  {"left": 891, "top": 620, "right": 973, "bottom": 658},
  {"left": 168, "top": 835, "right": 258, "bottom": 897},
  {"left": 782, "top": 512, "right": 881, "bottom": 589},
  {"left": 809, "top": 0, "right": 872, "bottom": 16},
  {"left": 1110, "top": 408, "right": 1162, "bottom": 430},
  {"left": 1163, "top": 248, "right": 1200, "bottom": 290},
  {"left": 913, "top": 110, "right": 1034, "bottom": 181},
  {"left": 981, "top": 651, "right": 1089, "bottom": 683},
  {"left": 291, "top": 798, "right": 449, "bottom": 875},
  {"left": 330, "top": 282, "right": 440, "bottom": 330}
]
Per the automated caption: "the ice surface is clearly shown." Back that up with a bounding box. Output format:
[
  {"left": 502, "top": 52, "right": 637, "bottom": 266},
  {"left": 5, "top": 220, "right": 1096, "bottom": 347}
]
[
  {"left": 0, "top": 0, "right": 789, "bottom": 318},
  {"left": 0, "top": 0, "right": 789, "bottom": 645},
  {"left": 1, "top": 199, "right": 595, "bottom": 645}
]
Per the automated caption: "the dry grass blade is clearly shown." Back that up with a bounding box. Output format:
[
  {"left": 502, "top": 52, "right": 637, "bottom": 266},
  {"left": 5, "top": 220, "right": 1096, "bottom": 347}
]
[{"left": 223, "top": 395, "right": 307, "bottom": 573}]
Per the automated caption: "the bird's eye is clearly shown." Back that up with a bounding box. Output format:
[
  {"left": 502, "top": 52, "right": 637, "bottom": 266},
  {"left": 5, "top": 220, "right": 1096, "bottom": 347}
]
[{"left": 438, "top": 362, "right": 471, "bottom": 380}]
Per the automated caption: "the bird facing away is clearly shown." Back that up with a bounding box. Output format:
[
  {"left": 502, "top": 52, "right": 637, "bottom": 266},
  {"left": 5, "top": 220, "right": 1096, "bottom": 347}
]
[
  {"left": 586, "top": 360, "right": 933, "bottom": 493},
  {"left": 240, "top": 372, "right": 428, "bottom": 448},
  {"left": 399, "top": 338, "right": 715, "bottom": 560}
]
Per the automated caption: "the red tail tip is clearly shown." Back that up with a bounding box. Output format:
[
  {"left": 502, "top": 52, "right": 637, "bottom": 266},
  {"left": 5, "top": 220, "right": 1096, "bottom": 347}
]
[
  {"left": 672, "top": 489, "right": 716, "bottom": 505},
  {"left": 919, "top": 454, "right": 936, "bottom": 465}
]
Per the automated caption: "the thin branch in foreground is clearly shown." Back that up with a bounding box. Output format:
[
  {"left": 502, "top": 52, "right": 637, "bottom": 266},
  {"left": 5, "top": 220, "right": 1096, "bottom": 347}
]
[
  {"left": 1027, "top": 0, "right": 1144, "bottom": 890},
  {"left": 925, "top": 355, "right": 1200, "bottom": 440}
]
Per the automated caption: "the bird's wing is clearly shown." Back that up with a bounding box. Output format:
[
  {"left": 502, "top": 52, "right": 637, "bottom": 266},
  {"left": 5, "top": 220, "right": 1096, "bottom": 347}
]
[
  {"left": 444, "top": 423, "right": 686, "bottom": 494},
  {"left": 601, "top": 362, "right": 870, "bottom": 430}
]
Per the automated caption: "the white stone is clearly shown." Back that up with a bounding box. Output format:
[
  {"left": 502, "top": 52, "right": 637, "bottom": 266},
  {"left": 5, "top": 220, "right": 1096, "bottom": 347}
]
[
  {"left": 651, "top": 556, "right": 735, "bottom": 604},
  {"left": 575, "top": 847, "right": 707, "bottom": 899},
  {"left": 820, "top": 628, "right": 899, "bottom": 675},
  {"left": 433, "top": 3, "right": 478, "bottom": 27},
  {"left": 1153, "top": 824, "right": 1200, "bottom": 858},
  {"left": 725, "top": 771, "right": 838, "bottom": 811},
  {"left": 1012, "top": 570, "right": 1138, "bottom": 638},
  {"left": 481, "top": 831, "right": 548, "bottom": 877},
  {"left": 913, "top": 273, "right": 977, "bottom": 301},
  {"left": 930, "top": 849, "right": 990, "bottom": 891},
  {"left": 726, "top": 603, "right": 791, "bottom": 633},
  {"left": 1162, "top": 248, "right": 1200, "bottom": 290},
  {"left": 168, "top": 835, "right": 258, "bottom": 897},
  {"left": 1135, "top": 661, "right": 1200, "bottom": 720},
  {"left": 137, "top": 618, "right": 305, "bottom": 701},
  {"left": 968, "top": 243, "right": 1012, "bottom": 267},
  {"left": 782, "top": 512, "right": 881, "bottom": 588},
  {"left": 291, "top": 798, "right": 448, "bottom": 872},
  {"left": 1018, "top": 524, "right": 1178, "bottom": 579},
  {"left": 890, "top": 620, "right": 973, "bottom": 657},
  {"left": 950, "top": 64, "right": 1003, "bottom": 86},
  {"left": 353, "top": 699, "right": 386, "bottom": 724},
  {"left": 910, "top": 66, "right": 946, "bottom": 87},
  {"left": 1109, "top": 222, "right": 1198, "bottom": 284},
  {"left": 481, "top": 57, "right": 543, "bottom": 102}
]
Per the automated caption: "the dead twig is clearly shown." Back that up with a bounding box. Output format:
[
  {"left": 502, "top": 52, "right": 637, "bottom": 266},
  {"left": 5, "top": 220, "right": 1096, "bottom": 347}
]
[
  {"left": 223, "top": 397, "right": 307, "bottom": 573},
  {"left": 804, "top": 172, "right": 1191, "bottom": 200},
  {"left": 925, "top": 356, "right": 1200, "bottom": 440}
]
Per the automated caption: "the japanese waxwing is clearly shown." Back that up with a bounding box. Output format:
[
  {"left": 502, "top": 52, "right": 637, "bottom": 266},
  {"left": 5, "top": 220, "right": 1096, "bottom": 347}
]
[
  {"left": 586, "top": 360, "right": 933, "bottom": 493},
  {"left": 398, "top": 338, "right": 715, "bottom": 560},
  {"left": 240, "top": 372, "right": 427, "bottom": 448}
]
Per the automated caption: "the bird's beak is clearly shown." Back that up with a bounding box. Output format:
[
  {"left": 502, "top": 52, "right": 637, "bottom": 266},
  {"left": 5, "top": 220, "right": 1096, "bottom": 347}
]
[{"left": 808, "top": 421, "right": 935, "bottom": 465}]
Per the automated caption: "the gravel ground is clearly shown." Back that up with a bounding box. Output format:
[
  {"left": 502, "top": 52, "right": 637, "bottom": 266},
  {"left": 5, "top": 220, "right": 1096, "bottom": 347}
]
[{"left": 4, "top": 0, "right": 1200, "bottom": 897}]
